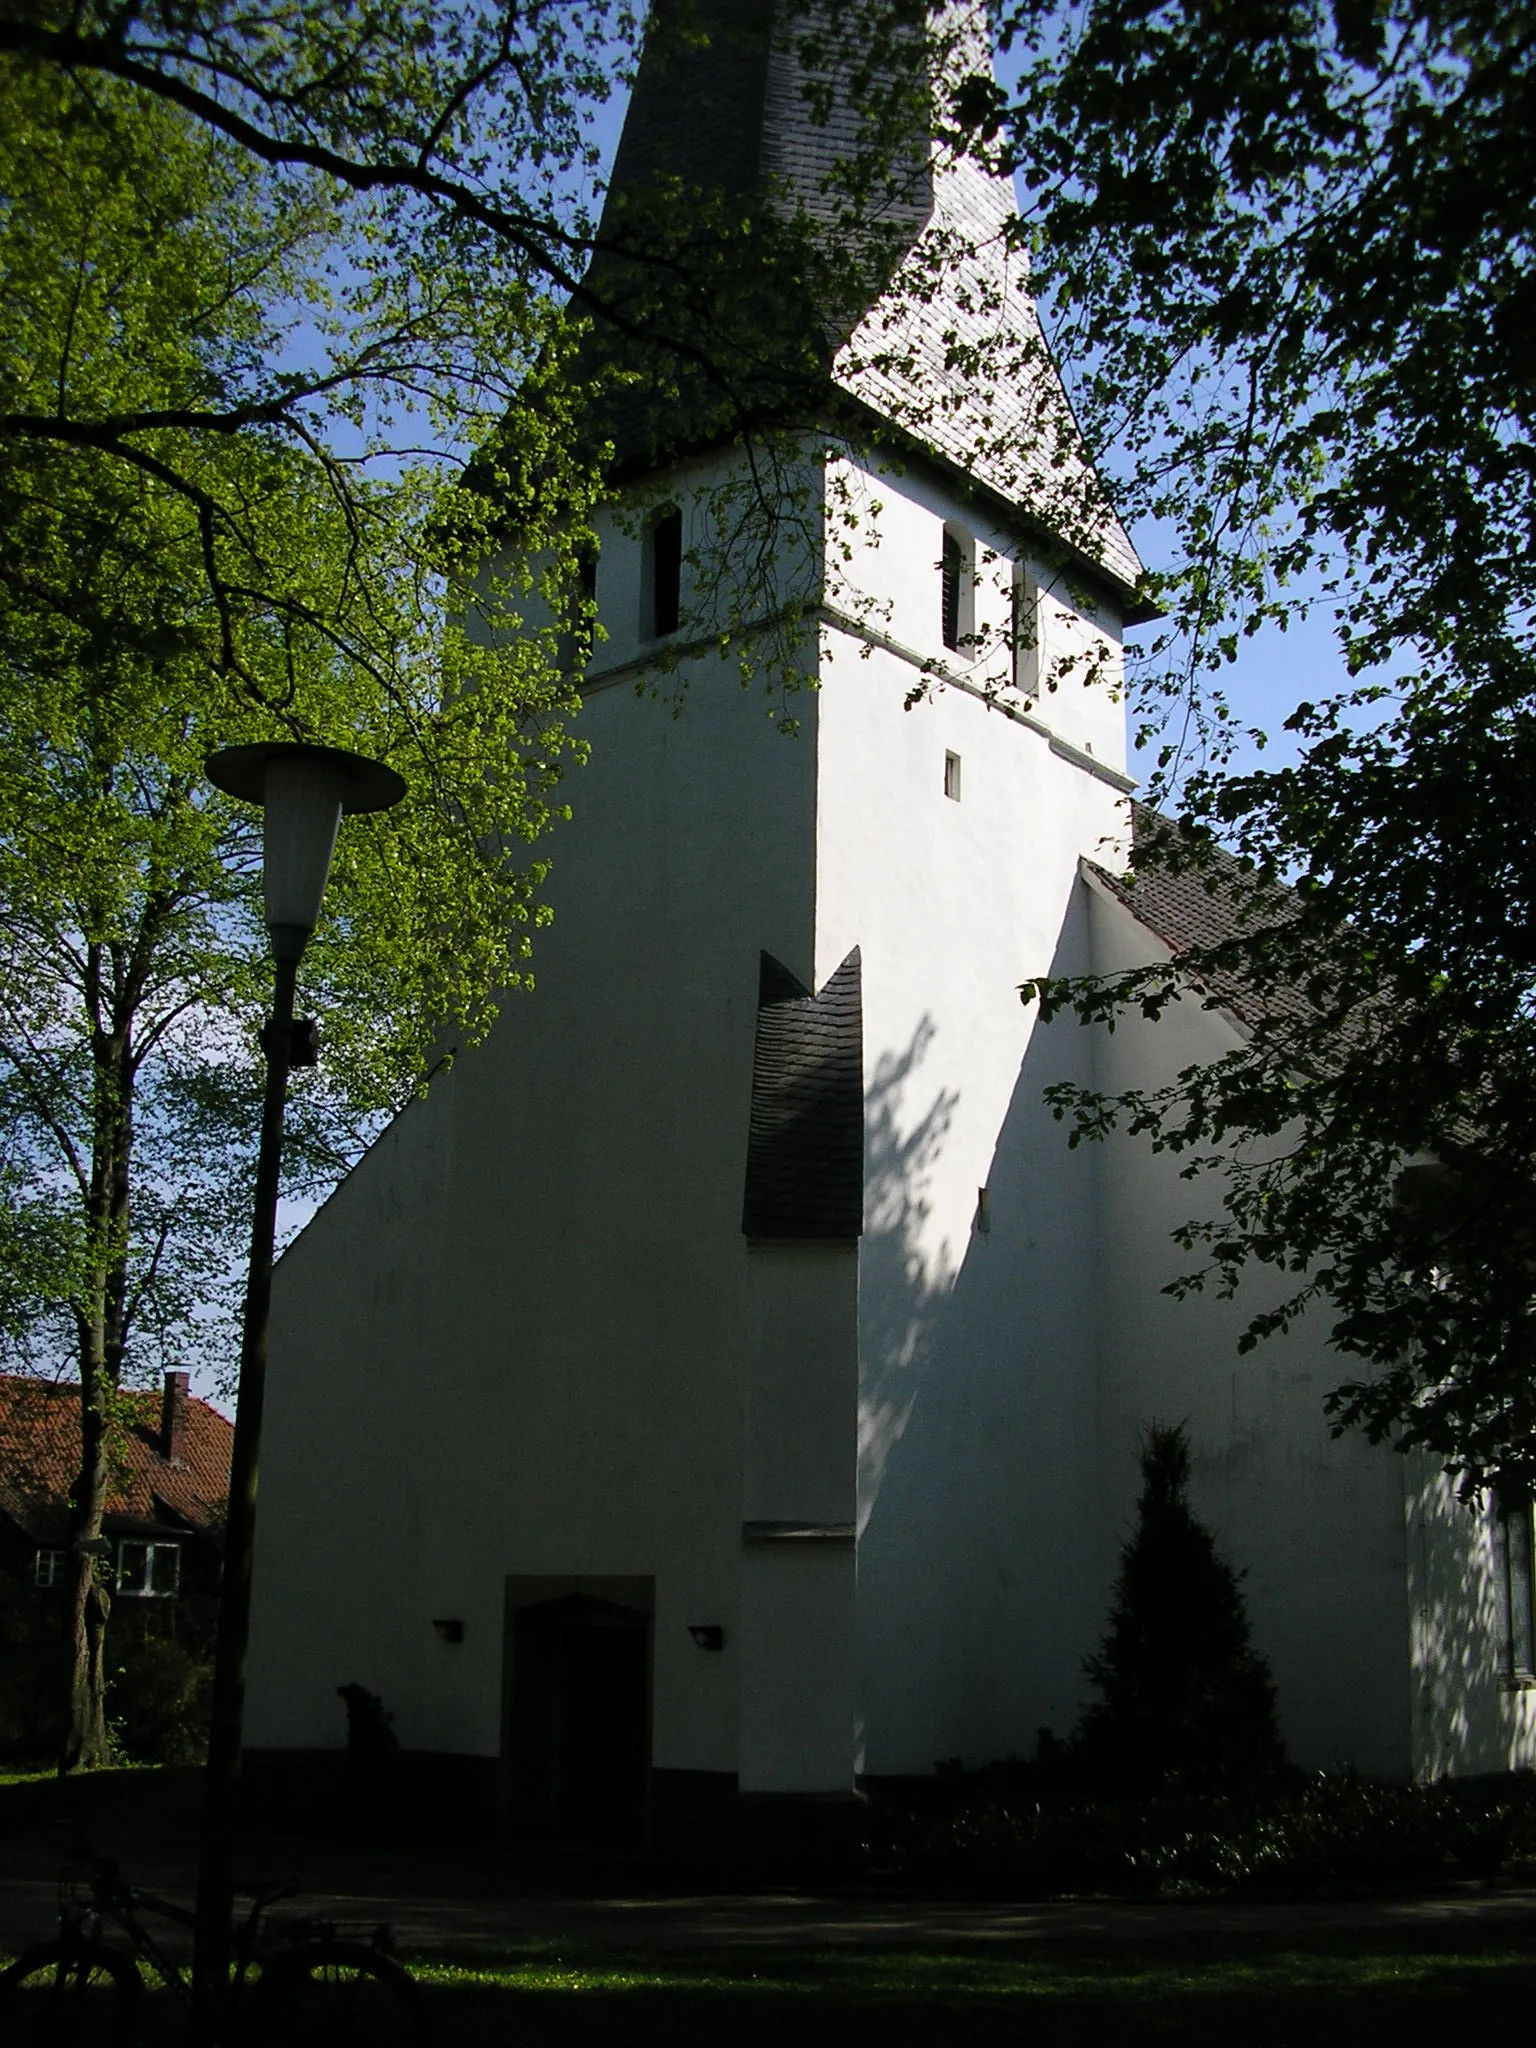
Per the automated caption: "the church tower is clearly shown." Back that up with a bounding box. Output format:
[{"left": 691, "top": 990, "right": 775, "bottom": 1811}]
[
  {"left": 244, "top": 0, "right": 1150, "bottom": 1849},
  {"left": 247, "top": 3, "right": 1458, "bottom": 1847}
]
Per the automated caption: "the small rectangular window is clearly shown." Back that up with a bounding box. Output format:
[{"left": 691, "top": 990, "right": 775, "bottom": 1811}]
[
  {"left": 33, "top": 1548, "right": 67, "bottom": 1589},
  {"left": 646, "top": 506, "right": 682, "bottom": 639},
  {"left": 944, "top": 750, "right": 962, "bottom": 801}
]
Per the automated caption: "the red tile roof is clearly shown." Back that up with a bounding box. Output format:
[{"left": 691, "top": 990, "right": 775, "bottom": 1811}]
[{"left": 0, "top": 1373, "right": 232, "bottom": 1545}]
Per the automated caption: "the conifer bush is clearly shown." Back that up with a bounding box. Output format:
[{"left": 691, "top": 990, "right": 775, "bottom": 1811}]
[{"left": 1068, "top": 1422, "right": 1289, "bottom": 1797}]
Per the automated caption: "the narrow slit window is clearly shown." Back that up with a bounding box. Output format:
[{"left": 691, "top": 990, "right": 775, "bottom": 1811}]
[
  {"left": 940, "top": 523, "right": 976, "bottom": 657},
  {"left": 944, "top": 750, "right": 962, "bottom": 801},
  {"left": 647, "top": 506, "right": 682, "bottom": 639},
  {"left": 562, "top": 545, "right": 599, "bottom": 673},
  {"left": 1499, "top": 1497, "right": 1536, "bottom": 1676},
  {"left": 942, "top": 530, "right": 962, "bottom": 649},
  {"left": 1013, "top": 563, "right": 1041, "bottom": 696}
]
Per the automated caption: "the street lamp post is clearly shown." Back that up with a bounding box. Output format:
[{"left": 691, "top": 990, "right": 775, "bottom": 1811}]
[{"left": 193, "top": 744, "right": 405, "bottom": 2034}]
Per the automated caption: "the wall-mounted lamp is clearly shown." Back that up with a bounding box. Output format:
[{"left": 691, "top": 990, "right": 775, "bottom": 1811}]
[
  {"left": 688, "top": 1624, "right": 725, "bottom": 1652},
  {"left": 432, "top": 1618, "right": 465, "bottom": 1644}
]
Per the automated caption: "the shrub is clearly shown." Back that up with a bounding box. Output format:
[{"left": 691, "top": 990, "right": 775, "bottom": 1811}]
[
  {"left": 1069, "top": 1421, "right": 1289, "bottom": 1797},
  {"left": 108, "top": 1637, "right": 212, "bottom": 1764},
  {"left": 873, "top": 1768, "right": 1536, "bottom": 1897}
]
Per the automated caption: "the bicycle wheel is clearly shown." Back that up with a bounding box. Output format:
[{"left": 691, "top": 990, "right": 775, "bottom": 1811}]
[
  {"left": 248, "top": 1941, "right": 426, "bottom": 2048},
  {"left": 0, "top": 1939, "right": 142, "bottom": 2048}
]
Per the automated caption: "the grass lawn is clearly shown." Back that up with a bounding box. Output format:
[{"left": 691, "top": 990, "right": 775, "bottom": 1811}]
[
  {"left": 412, "top": 1937, "right": 1536, "bottom": 2046},
  {"left": 21, "top": 1929, "right": 1525, "bottom": 2046}
]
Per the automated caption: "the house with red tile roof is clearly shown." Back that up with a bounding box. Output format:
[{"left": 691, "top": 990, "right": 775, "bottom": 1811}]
[{"left": 0, "top": 1371, "right": 231, "bottom": 1609}]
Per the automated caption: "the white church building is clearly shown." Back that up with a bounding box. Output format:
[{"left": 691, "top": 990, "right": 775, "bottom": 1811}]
[{"left": 245, "top": 1, "right": 1536, "bottom": 1848}]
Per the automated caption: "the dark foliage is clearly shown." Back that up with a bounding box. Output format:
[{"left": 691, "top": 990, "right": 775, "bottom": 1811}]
[
  {"left": 107, "top": 1637, "right": 213, "bottom": 1765},
  {"left": 875, "top": 1766, "right": 1536, "bottom": 1898},
  {"left": 1068, "top": 1423, "right": 1288, "bottom": 1797},
  {"left": 985, "top": 0, "right": 1536, "bottom": 1496}
]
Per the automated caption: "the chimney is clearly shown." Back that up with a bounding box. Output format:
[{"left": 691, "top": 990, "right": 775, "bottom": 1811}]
[{"left": 161, "top": 1370, "right": 189, "bottom": 1466}]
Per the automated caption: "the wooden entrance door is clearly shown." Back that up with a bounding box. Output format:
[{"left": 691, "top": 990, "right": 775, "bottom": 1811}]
[{"left": 503, "top": 1587, "right": 651, "bottom": 1843}]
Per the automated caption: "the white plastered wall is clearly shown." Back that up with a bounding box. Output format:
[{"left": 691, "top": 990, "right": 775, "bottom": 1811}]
[
  {"left": 824, "top": 453, "right": 1124, "bottom": 771},
  {"left": 739, "top": 1243, "right": 859, "bottom": 1793},
  {"left": 1085, "top": 877, "right": 1415, "bottom": 1777},
  {"left": 249, "top": 463, "right": 850, "bottom": 1784},
  {"left": 819, "top": 454, "right": 1135, "bottom": 1773}
]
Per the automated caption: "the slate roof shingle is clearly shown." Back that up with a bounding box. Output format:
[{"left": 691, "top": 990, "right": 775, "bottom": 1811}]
[
  {"left": 743, "top": 948, "right": 865, "bottom": 1238},
  {"left": 1087, "top": 805, "right": 1311, "bottom": 1039}
]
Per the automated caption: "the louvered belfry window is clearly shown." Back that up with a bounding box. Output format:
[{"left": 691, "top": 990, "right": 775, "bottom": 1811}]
[{"left": 942, "top": 528, "right": 963, "bottom": 650}]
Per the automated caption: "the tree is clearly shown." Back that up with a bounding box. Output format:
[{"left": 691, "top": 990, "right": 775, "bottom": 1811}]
[
  {"left": 1068, "top": 1423, "right": 1288, "bottom": 1798},
  {"left": 0, "top": 62, "right": 598, "bottom": 1767},
  {"left": 935, "top": 0, "right": 1536, "bottom": 1495},
  {"left": 0, "top": 4, "right": 1073, "bottom": 714},
  {"left": 0, "top": 1, "right": 933, "bottom": 635}
]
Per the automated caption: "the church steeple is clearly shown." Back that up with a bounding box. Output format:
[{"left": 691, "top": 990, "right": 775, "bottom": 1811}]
[{"left": 590, "top": 0, "right": 1141, "bottom": 608}]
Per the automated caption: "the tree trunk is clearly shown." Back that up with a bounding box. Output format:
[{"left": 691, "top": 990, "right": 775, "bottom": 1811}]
[
  {"left": 60, "top": 1335, "right": 113, "bottom": 1772},
  {"left": 61, "top": 1543, "right": 111, "bottom": 1772},
  {"left": 61, "top": 959, "right": 134, "bottom": 1775}
]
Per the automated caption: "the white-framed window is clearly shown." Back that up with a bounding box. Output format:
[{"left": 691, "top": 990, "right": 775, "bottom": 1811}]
[
  {"left": 943, "top": 750, "right": 962, "bottom": 802},
  {"left": 33, "top": 1548, "right": 68, "bottom": 1589},
  {"left": 116, "top": 1539, "right": 180, "bottom": 1599},
  {"left": 941, "top": 522, "right": 975, "bottom": 654},
  {"left": 1495, "top": 1496, "right": 1535, "bottom": 1677},
  {"left": 1012, "top": 562, "right": 1042, "bottom": 695}
]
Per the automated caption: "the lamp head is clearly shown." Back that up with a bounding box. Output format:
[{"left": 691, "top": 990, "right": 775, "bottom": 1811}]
[{"left": 206, "top": 742, "right": 406, "bottom": 963}]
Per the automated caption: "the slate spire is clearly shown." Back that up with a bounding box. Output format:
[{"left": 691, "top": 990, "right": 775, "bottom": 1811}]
[{"left": 592, "top": 1, "right": 1141, "bottom": 600}]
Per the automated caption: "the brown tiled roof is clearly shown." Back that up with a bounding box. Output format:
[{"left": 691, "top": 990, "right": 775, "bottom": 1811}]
[
  {"left": 0, "top": 1374, "right": 231, "bottom": 1546},
  {"left": 1087, "top": 806, "right": 1310, "bottom": 1038}
]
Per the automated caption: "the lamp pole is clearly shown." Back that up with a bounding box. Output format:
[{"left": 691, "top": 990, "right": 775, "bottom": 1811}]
[{"left": 193, "top": 744, "right": 404, "bottom": 2036}]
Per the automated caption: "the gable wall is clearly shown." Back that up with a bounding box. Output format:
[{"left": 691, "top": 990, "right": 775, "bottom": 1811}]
[
  {"left": 824, "top": 453, "right": 1125, "bottom": 769},
  {"left": 248, "top": 543, "right": 832, "bottom": 1785}
]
